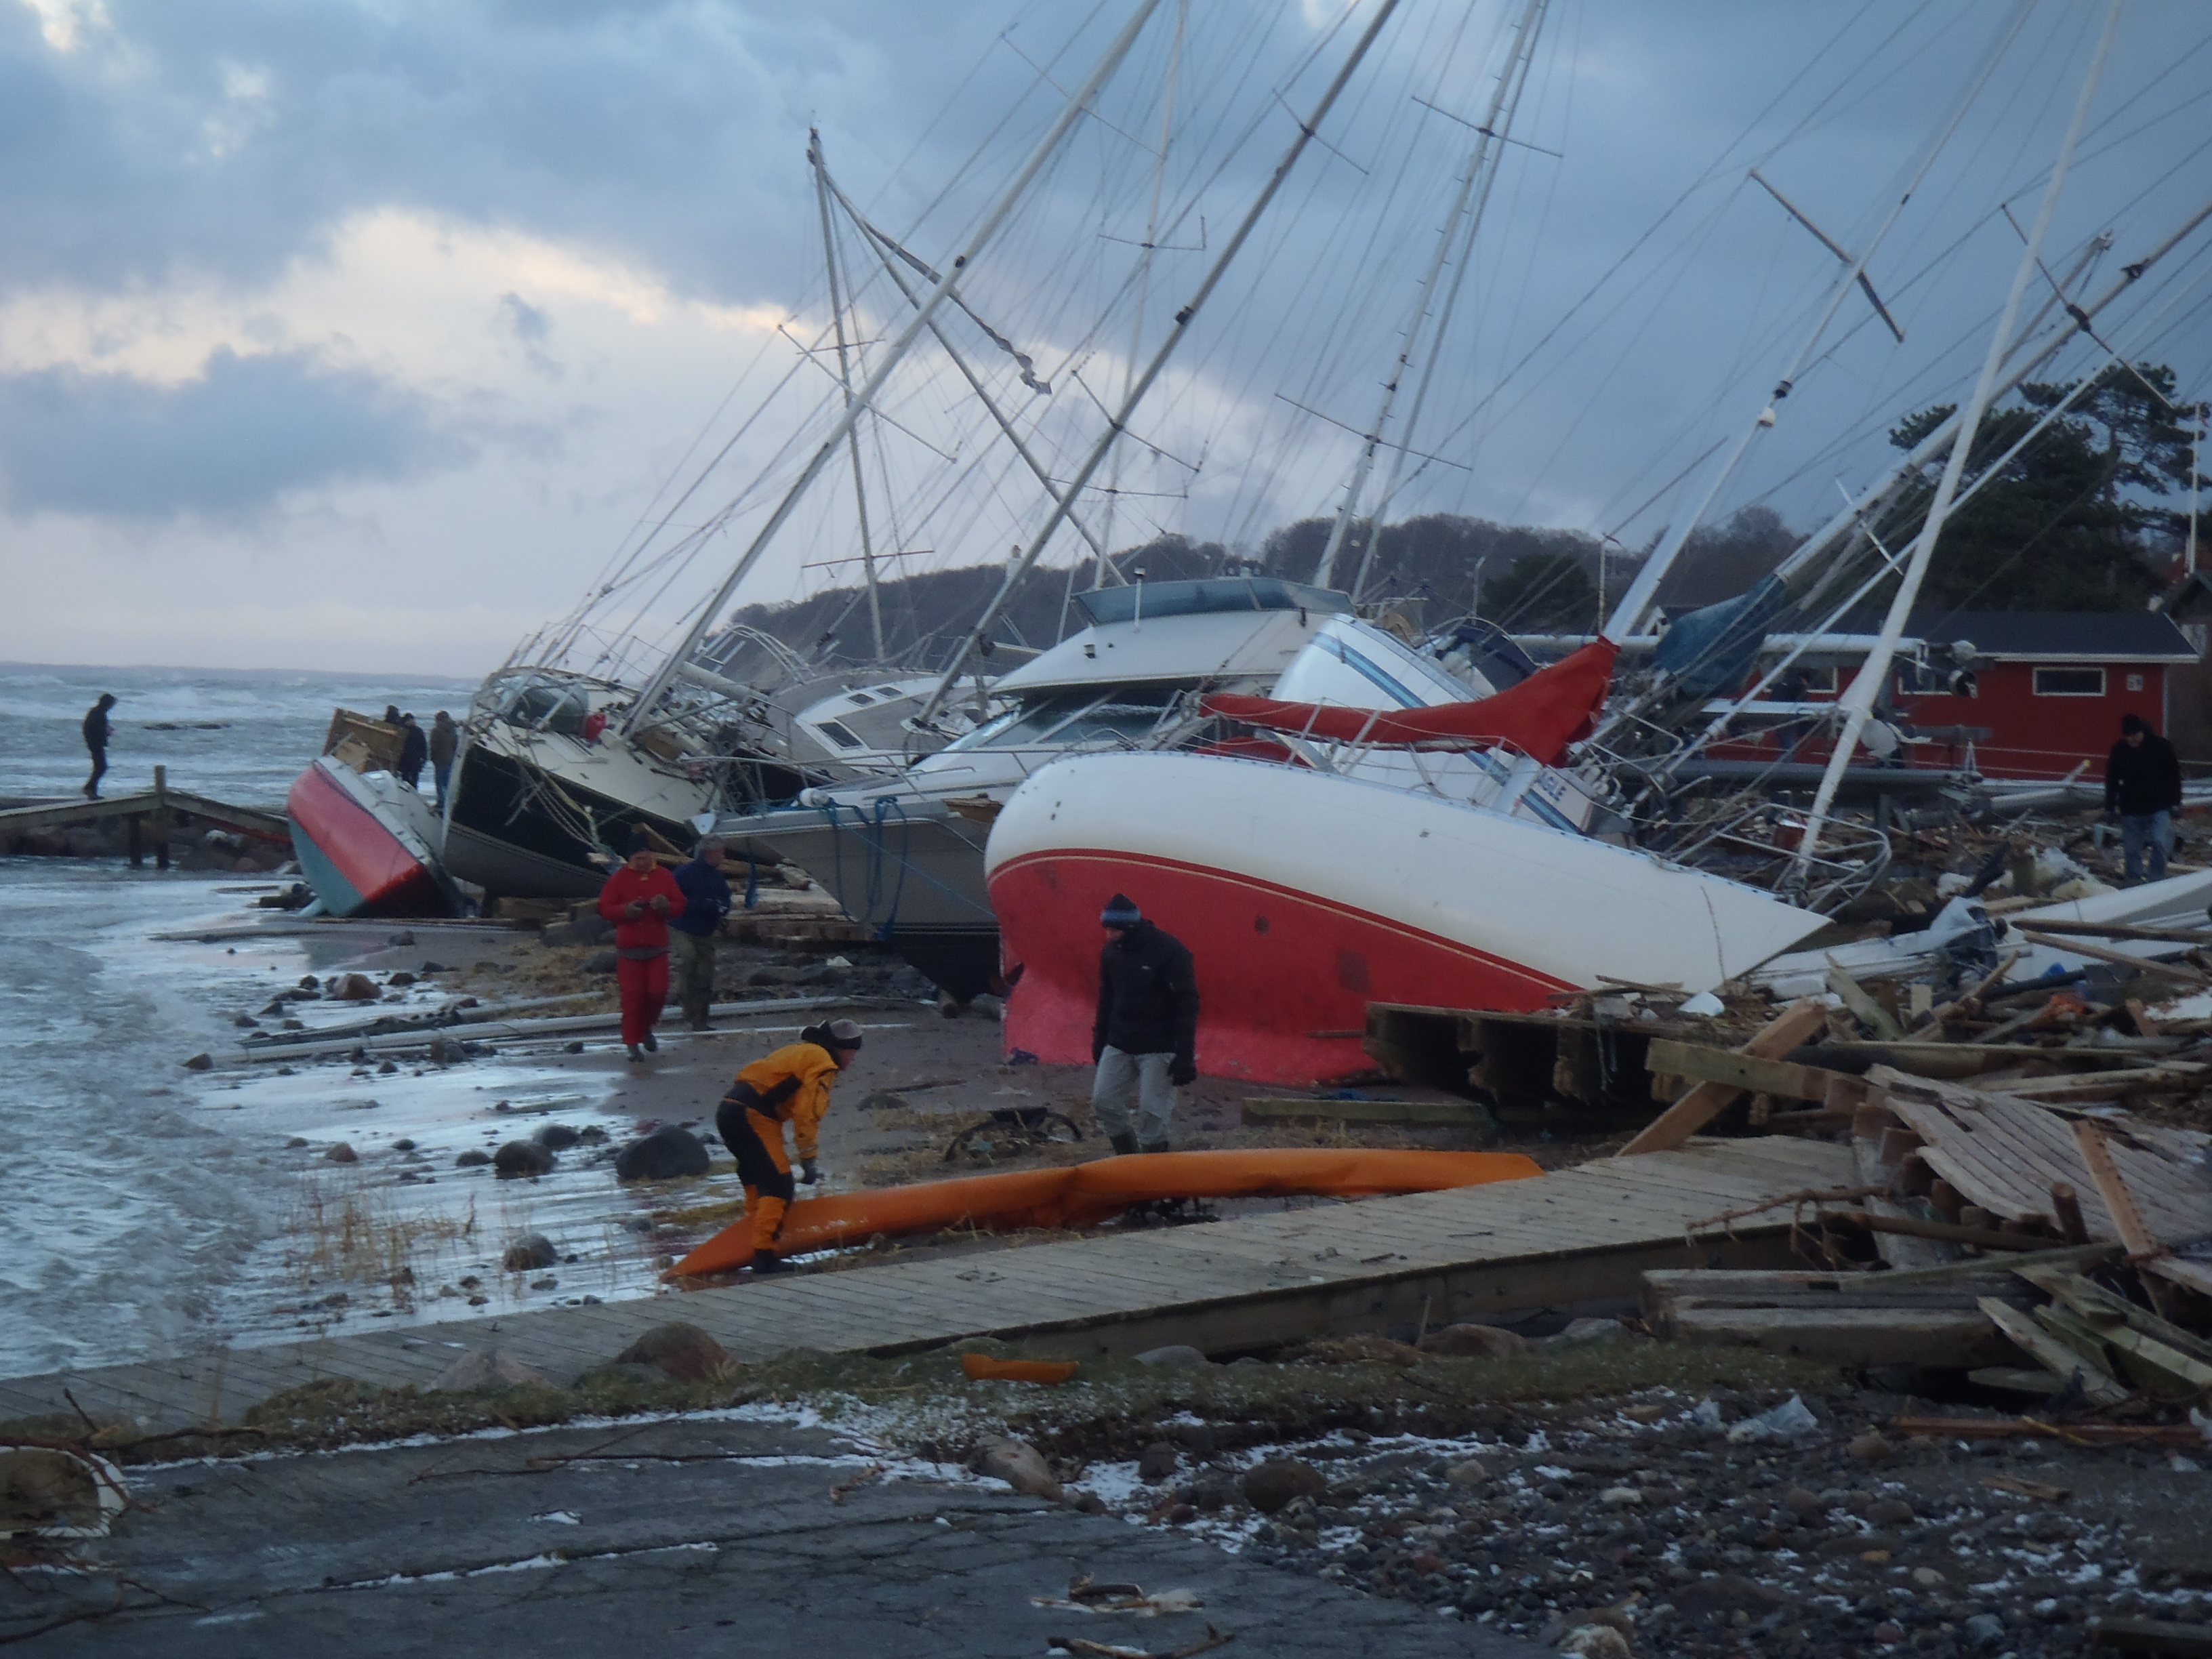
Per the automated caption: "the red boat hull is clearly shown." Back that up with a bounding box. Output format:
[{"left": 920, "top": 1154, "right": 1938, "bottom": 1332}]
[
  {"left": 989, "top": 848, "right": 1572, "bottom": 1086},
  {"left": 287, "top": 760, "right": 451, "bottom": 918}
]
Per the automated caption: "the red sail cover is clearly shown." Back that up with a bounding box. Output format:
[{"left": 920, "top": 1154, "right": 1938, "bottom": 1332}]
[{"left": 1202, "top": 637, "right": 1618, "bottom": 765}]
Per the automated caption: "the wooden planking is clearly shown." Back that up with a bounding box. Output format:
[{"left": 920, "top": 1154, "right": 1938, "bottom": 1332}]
[
  {"left": 1877, "top": 1068, "right": 2211, "bottom": 1245},
  {"left": 2, "top": 1139, "right": 1857, "bottom": 1433}
]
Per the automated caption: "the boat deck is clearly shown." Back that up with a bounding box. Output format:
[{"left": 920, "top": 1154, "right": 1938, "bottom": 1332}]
[{"left": 0, "top": 1138, "right": 1853, "bottom": 1435}]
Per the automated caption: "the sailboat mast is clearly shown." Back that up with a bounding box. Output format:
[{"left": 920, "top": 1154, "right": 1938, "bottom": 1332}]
[
  {"left": 810, "top": 131, "right": 886, "bottom": 663},
  {"left": 916, "top": 0, "right": 1410, "bottom": 729},
  {"left": 1315, "top": 0, "right": 1549, "bottom": 594},
  {"left": 1097, "top": 0, "right": 1188, "bottom": 592},
  {"left": 617, "top": 0, "right": 1170, "bottom": 737},
  {"left": 1793, "top": 0, "right": 2124, "bottom": 870}
]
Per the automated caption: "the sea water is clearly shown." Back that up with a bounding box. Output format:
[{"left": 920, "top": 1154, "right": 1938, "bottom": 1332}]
[{"left": 0, "top": 664, "right": 470, "bottom": 1375}]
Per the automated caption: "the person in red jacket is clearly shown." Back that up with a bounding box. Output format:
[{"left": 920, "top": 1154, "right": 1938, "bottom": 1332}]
[{"left": 598, "top": 834, "right": 686, "bottom": 1060}]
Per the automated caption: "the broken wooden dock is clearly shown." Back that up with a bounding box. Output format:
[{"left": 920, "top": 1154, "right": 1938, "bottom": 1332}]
[
  {"left": 0, "top": 765, "right": 288, "bottom": 868},
  {"left": 0, "top": 1137, "right": 1853, "bottom": 1435}
]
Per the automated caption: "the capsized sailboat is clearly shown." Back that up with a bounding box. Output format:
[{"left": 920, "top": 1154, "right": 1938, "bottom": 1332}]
[{"left": 985, "top": 644, "right": 1826, "bottom": 1084}]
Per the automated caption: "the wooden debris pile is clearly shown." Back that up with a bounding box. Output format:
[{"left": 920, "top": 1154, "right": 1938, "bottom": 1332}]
[{"left": 1643, "top": 1056, "right": 2211, "bottom": 1415}]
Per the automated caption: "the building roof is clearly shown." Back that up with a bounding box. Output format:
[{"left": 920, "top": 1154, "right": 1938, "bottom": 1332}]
[{"left": 1904, "top": 609, "right": 2199, "bottom": 664}]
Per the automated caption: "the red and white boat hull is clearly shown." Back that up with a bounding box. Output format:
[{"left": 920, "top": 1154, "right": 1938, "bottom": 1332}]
[
  {"left": 287, "top": 756, "right": 457, "bottom": 918},
  {"left": 985, "top": 752, "right": 1825, "bottom": 1086}
]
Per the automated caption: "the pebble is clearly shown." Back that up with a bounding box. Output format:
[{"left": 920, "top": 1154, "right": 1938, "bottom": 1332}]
[
  {"left": 1866, "top": 1496, "right": 1917, "bottom": 1527},
  {"left": 1847, "top": 1431, "right": 1894, "bottom": 1465},
  {"left": 1963, "top": 1612, "right": 2007, "bottom": 1650},
  {"left": 1782, "top": 1486, "right": 1824, "bottom": 1519},
  {"left": 501, "top": 1233, "right": 558, "bottom": 1271},
  {"left": 1132, "top": 1344, "right": 1212, "bottom": 1369},
  {"left": 1137, "top": 1441, "right": 1180, "bottom": 1483},
  {"left": 323, "top": 1142, "right": 358, "bottom": 1164},
  {"left": 1446, "top": 1458, "right": 1488, "bottom": 1488},
  {"left": 1241, "top": 1459, "right": 1328, "bottom": 1515},
  {"left": 1599, "top": 1486, "right": 1643, "bottom": 1507}
]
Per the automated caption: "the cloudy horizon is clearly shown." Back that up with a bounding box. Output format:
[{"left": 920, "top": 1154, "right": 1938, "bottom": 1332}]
[{"left": 3, "top": 0, "right": 2208, "bottom": 676}]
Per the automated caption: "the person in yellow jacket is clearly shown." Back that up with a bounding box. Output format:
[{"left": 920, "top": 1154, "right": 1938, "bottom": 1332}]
[{"left": 714, "top": 1019, "right": 864, "bottom": 1274}]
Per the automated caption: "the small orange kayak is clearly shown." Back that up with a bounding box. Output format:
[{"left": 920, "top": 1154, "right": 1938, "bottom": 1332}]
[{"left": 671, "top": 1147, "right": 1542, "bottom": 1278}]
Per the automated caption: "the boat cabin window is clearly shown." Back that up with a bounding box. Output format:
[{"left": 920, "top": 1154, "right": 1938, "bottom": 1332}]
[
  {"left": 846, "top": 692, "right": 876, "bottom": 705},
  {"left": 502, "top": 684, "right": 592, "bottom": 735},
  {"left": 943, "top": 689, "right": 1175, "bottom": 752},
  {"left": 813, "top": 720, "right": 866, "bottom": 750}
]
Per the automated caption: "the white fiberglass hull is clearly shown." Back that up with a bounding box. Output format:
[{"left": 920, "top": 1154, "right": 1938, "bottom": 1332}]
[{"left": 985, "top": 752, "right": 1826, "bottom": 1084}]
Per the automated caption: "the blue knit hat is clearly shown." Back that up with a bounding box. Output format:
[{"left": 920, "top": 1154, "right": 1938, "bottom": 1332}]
[{"left": 1101, "top": 893, "right": 1142, "bottom": 926}]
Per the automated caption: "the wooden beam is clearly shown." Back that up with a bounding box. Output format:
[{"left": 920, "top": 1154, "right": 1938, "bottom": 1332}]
[
  {"left": 2072, "top": 1120, "right": 2167, "bottom": 1261},
  {"left": 1645, "top": 1038, "right": 1855, "bottom": 1104},
  {"left": 1828, "top": 964, "right": 1906, "bottom": 1039},
  {"left": 1670, "top": 1305, "right": 2004, "bottom": 1368},
  {"left": 1616, "top": 999, "right": 1829, "bottom": 1157}
]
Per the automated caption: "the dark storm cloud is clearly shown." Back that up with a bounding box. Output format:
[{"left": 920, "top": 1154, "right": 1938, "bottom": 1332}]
[
  {"left": 0, "top": 346, "right": 458, "bottom": 516},
  {"left": 0, "top": 0, "right": 1007, "bottom": 306}
]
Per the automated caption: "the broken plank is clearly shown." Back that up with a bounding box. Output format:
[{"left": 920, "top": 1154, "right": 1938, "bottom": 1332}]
[
  {"left": 1976, "top": 1296, "right": 2131, "bottom": 1405},
  {"left": 2017, "top": 1268, "right": 2212, "bottom": 1368},
  {"left": 2072, "top": 1120, "right": 2167, "bottom": 1263},
  {"left": 1670, "top": 1305, "right": 2005, "bottom": 1368},
  {"left": 1616, "top": 999, "right": 1830, "bottom": 1158},
  {"left": 1643, "top": 1038, "right": 1853, "bottom": 1105},
  {"left": 1828, "top": 964, "right": 1905, "bottom": 1039}
]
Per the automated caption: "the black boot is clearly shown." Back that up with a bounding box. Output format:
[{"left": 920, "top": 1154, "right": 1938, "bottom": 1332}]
[
  {"left": 750, "top": 1251, "right": 792, "bottom": 1275},
  {"left": 1107, "top": 1132, "right": 1138, "bottom": 1156},
  {"left": 1139, "top": 1140, "right": 1169, "bottom": 1155}
]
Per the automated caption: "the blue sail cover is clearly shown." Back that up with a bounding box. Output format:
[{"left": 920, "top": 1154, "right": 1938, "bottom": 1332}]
[{"left": 1650, "top": 574, "right": 1791, "bottom": 699}]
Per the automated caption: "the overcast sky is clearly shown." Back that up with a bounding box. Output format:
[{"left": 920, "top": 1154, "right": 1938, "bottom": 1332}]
[{"left": 2, "top": 0, "right": 2208, "bottom": 674}]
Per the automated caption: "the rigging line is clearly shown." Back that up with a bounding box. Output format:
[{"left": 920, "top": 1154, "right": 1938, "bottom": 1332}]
[
  {"left": 811, "top": 131, "right": 886, "bottom": 663},
  {"left": 618, "top": 0, "right": 1173, "bottom": 735},
  {"left": 1270, "top": 394, "right": 1473, "bottom": 472},
  {"left": 1355, "top": 0, "right": 1552, "bottom": 592},
  {"left": 1797, "top": 0, "right": 2123, "bottom": 868},
  {"left": 1408, "top": 94, "right": 1562, "bottom": 158},
  {"left": 1999, "top": 204, "right": 2183, "bottom": 417},
  {"left": 774, "top": 323, "right": 960, "bottom": 461},
  {"left": 844, "top": 211, "right": 1051, "bottom": 394},
  {"left": 1068, "top": 366, "right": 1201, "bottom": 472},
  {"left": 916, "top": 0, "right": 1410, "bottom": 729},
  {"left": 818, "top": 164, "right": 1113, "bottom": 568}
]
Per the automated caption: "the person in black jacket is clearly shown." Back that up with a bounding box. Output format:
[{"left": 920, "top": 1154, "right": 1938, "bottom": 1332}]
[
  {"left": 81, "top": 693, "right": 116, "bottom": 799},
  {"left": 2104, "top": 712, "right": 2184, "bottom": 883},
  {"left": 1090, "top": 893, "right": 1200, "bottom": 1155},
  {"left": 395, "top": 713, "right": 428, "bottom": 789}
]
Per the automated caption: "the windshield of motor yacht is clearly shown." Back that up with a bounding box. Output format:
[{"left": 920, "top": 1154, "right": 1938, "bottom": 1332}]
[{"left": 941, "top": 689, "right": 1176, "bottom": 752}]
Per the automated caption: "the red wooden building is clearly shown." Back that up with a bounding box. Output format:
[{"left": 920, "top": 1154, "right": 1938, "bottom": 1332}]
[{"left": 1729, "top": 610, "right": 2200, "bottom": 781}]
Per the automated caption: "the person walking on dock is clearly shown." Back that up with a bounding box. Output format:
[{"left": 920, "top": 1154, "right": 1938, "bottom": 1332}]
[
  {"left": 714, "top": 1019, "right": 863, "bottom": 1274},
  {"left": 670, "top": 837, "right": 733, "bottom": 1031},
  {"left": 2106, "top": 713, "right": 2184, "bottom": 884},
  {"left": 395, "top": 713, "right": 428, "bottom": 790},
  {"left": 429, "top": 711, "right": 458, "bottom": 811},
  {"left": 598, "top": 832, "right": 686, "bottom": 1061},
  {"left": 81, "top": 693, "right": 116, "bottom": 799},
  {"left": 1091, "top": 894, "right": 1199, "bottom": 1155}
]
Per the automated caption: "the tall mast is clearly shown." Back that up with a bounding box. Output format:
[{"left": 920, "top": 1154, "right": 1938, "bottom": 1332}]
[
  {"left": 1097, "top": 0, "right": 1188, "bottom": 590},
  {"left": 1315, "top": 0, "right": 1549, "bottom": 594},
  {"left": 916, "top": 0, "right": 1410, "bottom": 728},
  {"left": 1794, "top": 0, "right": 2124, "bottom": 870},
  {"left": 617, "top": 0, "right": 1170, "bottom": 736},
  {"left": 810, "top": 129, "right": 885, "bottom": 661}
]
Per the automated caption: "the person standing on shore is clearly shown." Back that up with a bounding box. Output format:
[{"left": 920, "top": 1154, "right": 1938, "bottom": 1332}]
[
  {"left": 2105, "top": 712, "right": 2185, "bottom": 883},
  {"left": 714, "top": 1019, "right": 864, "bottom": 1274},
  {"left": 670, "top": 838, "right": 733, "bottom": 1031},
  {"left": 428, "top": 712, "right": 459, "bottom": 811},
  {"left": 81, "top": 693, "right": 116, "bottom": 800},
  {"left": 598, "top": 833, "right": 685, "bottom": 1061},
  {"left": 395, "top": 713, "right": 428, "bottom": 790},
  {"left": 1090, "top": 893, "right": 1200, "bottom": 1155}
]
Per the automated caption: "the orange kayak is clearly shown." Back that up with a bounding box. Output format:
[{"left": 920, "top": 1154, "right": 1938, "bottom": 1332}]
[{"left": 671, "top": 1147, "right": 1542, "bottom": 1277}]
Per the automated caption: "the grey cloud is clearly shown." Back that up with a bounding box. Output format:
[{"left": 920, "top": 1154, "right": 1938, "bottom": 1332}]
[{"left": 0, "top": 346, "right": 460, "bottom": 518}]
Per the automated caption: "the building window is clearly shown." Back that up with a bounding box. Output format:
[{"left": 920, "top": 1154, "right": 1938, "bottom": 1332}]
[
  {"left": 2127, "top": 672, "right": 2145, "bottom": 691},
  {"left": 2032, "top": 666, "right": 2106, "bottom": 697}
]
